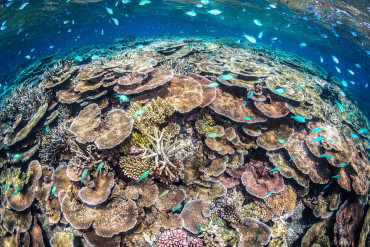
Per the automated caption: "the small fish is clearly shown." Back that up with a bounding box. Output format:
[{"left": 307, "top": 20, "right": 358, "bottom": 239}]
[
  {"left": 325, "top": 155, "right": 332, "bottom": 159},
  {"left": 74, "top": 56, "right": 83, "bottom": 61},
  {"left": 355, "top": 63, "right": 361, "bottom": 68},
  {"left": 136, "top": 44, "right": 143, "bottom": 48},
  {"left": 328, "top": 139, "right": 333, "bottom": 143},
  {"left": 5, "top": 182, "right": 8, "bottom": 191},
  {"left": 322, "top": 184, "right": 330, "bottom": 191},
  {"left": 211, "top": 218, "right": 223, "bottom": 225},
  {"left": 332, "top": 56, "right": 339, "bottom": 64},
  {"left": 342, "top": 80, "right": 348, "bottom": 87},
  {"left": 243, "top": 34, "right": 257, "bottom": 43},
  {"left": 201, "top": 0, "right": 210, "bottom": 4},
  {"left": 196, "top": 4, "right": 203, "bottom": 8},
  {"left": 268, "top": 167, "right": 280, "bottom": 173},
  {"left": 106, "top": 7, "right": 113, "bottom": 14},
  {"left": 288, "top": 156, "right": 295, "bottom": 162},
  {"left": 241, "top": 116, "right": 252, "bottom": 121},
  {"left": 321, "top": 34, "right": 328, "bottom": 38},
  {"left": 338, "top": 163, "right": 346, "bottom": 166},
  {"left": 320, "top": 56, "right": 324, "bottom": 63},
  {"left": 132, "top": 109, "right": 146, "bottom": 116},
  {"left": 334, "top": 100, "right": 344, "bottom": 112},
  {"left": 331, "top": 175, "right": 340, "bottom": 179},
  {"left": 113, "top": 197, "right": 123, "bottom": 200},
  {"left": 19, "top": 2, "right": 29, "bottom": 10},
  {"left": 318, "top": 154, "right": 327, "bottom": 158},
  {"left": 45, "top": 125, "right": 49, "bottom": 131},
  {"left": 335, "top": 66, "right": 341, "bottom": 73},
  {"left": 186, "top": 11, "right": 196, "bottom": 17},
  {"left": 63, "top": 20, "right": 70, "bottom": 24},
  {"left": 205, "top": 82, "right": 219, "bottom": 87},
  {"left": 95, "top": 162, "right": 104, "bottom": 175},
  {"left": 122, "top": 0, "right": 131, "bottom": 3},
  {"left": 101, "top": 29, "right": 104, "bottom": 35},
  {"left": 196, "top": 224, "right": 202, "bottom": 235},
  {"left": 80, "top": 169, "right": 89, "bottom": 183},
  {"left": 158, "top": 190, "right": 169, "bottom": 198},
  {"left": 277, "top": 139, "right": 285, "bottom": 143},
  {"left": 290, "top": 116, "right": 306, "bottom": 123},
  {"left": 270, "top": 4, "right": 277, "bottom": 8},
  {"left": 208, "top": 9, "right": 222, "bottom": 15},
  {"left": 299, "top": 43, "right": 307, "bottom": 47},
  {"left": 311, "top": 136, "right": 323, "bottom": 142},
  {"left": 258, "top": 31, "right": 263, "bottom": 39},
  {"left": 359, "top": 128, "right": 368, "bottom": 134},
  {"left": 273, "top": 88, "right": 285, "bottom": 94},
  {"left": 271, "top": 37, "right": 278, "bottom": 41},
  {"left": 310, "top": 127, "right": 320, "bottom": 132},
  {"left": 247, "top": 91, "right": 254, "bottom": 98},
  {"left": 25, "top": 55, "right": 31, "bottom": 59},
  {"left": 350, "top": 133, "right": 358, "bottom": 138},
  {"left": 169, "top": 204, "right": 182, "bottom": 214},
  {"left": 253, "top": 19, "right": 262, "bottom": 26},
  {"left": 339, "top": 91, "right": 346, "bottom": 97},
  {"left": 13, "top": 154, "right": 21, "bottom": 159},
  {"left": 139, "top": 0, "right": 151, "bottom": 5},
  {"left": 51, "top": 186, "right": 56, "bottom": 196},
  {"left": 150, "top": 242, "right": 156, "bottom": 247},
  {"left": 14, "top": 187, "right": 20, "bottom": 196},
  {"left": 348, "top": 70, "right": 354, "bottom": 75},
  {"left": 263, "top": 190, "right": 274, "bottom": 198},
  {"left": 255, "top": 234, "right": 259, "bottom": 245},
  {"left": 218, "top": 74, "right": 233, "bottom": 80},
  {"left": 112, "top": 18, "right": 119, "bottom": 26},
  {"left": 138, "top": 170, "right": 149, "bottom": 182},
  {"left": 347, "top": 113, "right": 352, "bottom": 119},
  {"left": 206, "top": 133, "right": 218, "bottom": 138},
  {"left": 242, "top": 101, "right": 247, "bottom": 106}
]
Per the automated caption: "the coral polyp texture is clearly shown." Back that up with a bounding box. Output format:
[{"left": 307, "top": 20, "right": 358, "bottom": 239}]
[{"left": 0, "top": 37, "right": 369, "bottom": 246}]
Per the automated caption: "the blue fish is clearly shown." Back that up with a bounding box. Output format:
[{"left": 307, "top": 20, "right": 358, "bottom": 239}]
[
  {"left": 13, "top": 154, "right": 21, "bottom": 159},
  {"left": 311, "top": 136, "right": 323, "bottom": 142},
  {"left": 318, "top": 154, "right": 326, "bottom": 158},
  {"left": 242, "top": 101, "right": 247, "bottom": 106},
  {"left": 81, "top": 169, "right": 88, "bottom": 183},
  {"left": 243, "top": 117, "right": 251, "bottom": 120},
  {"left": 359, "top": 128, "right": 368, "bottom": 134},
  {"left": 14, "top": 187, "right": 20, "bottom": 195},
  {"left": 132, "top": 109, "right": 146, "bottom": 116},
  {"left": 290, "top": 116, "right": 306, "bottom": 123},
  {"left": 310, "top": 127, "right": 320, "bottom": 132},
  {"left": 206, "top": 133, "right": 218, "bottom": 138},
  {"left": 322, "top": 184, "right": 330, "bottom": 191},
  {"left": 218, "top": 74, "right": 233, "bottom": 80},
  {"left": 211, "top": 218, "right": 223, "bottom": 225},
  {"left": 138, "top": 170, "right": 149, "bottom": 182},
  {"left": 347, "top": 113, "right": 352, "bottom": 120},
  {"left": 268, "top": 167, "right": 280, "bottom": 173},
  {"left": 45, "top": 125, "right": 49, "bottom": 131},
  {"left": 51, "top": 186, "right": 56, "bottom": 196},
  {"left": 247, "top": 92, "right": 254, "bottom": 99},
  {"left": 326, "top": 155, "right": 332, "bottom": 159},
  {"left": 5, "top": 182, "right": 8, "bottom": 191},
  {"left": 263, "top": 190, "right": 274, "bottom": 198},
  {"left": 205, "top": 82, "right": 219, "bottom": 87},
  {"left": 95, "top": 162, "right": 104, "bottom": 175},
  {"left": 331, "top": 175, "right": 340, "bottom": 179},
  {"left": 334, "top": 100, "right": 344, "bottom": 112},
  {"left": 115, "top": 94, "right": 130, "bottom": 103},
  {"left": 169, "top": 204, "right": 183, "bottom": 214},
  {"left": 288, "top": 156, "right": 295, "bottom": 162},
  {"left": 338, "top": 163, "right": 346, "bottom": 166},
  {"left": 277, "top": 139, "right": 286, "bottom": 143},
  {"left": 158, "top": 190, "right": 169, "bottom": 199},
  {"left": 196, "top": 224, "right": 202, "bottom": 235},
  {"left": 328, "top": 139, "right": 333, "bottom": 143},
  {"left": 273, "top": 88, "right": 285, "bottom": 94},
  {"left": 350, "top": 133, "right": 358, "bottom": 138}
]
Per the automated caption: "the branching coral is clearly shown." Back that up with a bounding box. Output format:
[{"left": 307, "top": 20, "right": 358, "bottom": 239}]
[
  {"left": 141, "top": 127, "right": 184, "bottom": 182},
  {"left": 119, "top": 132, "right": 151, "bottom": 155}
]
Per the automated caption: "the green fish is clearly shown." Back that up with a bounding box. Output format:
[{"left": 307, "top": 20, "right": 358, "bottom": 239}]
[
  {"left": 290, "top": 115, "right": 306, "bottom": 123},
  {"left": 206, "top": 133, "right": 218, "bottom": 138},
  {"left": 273, "top": 88, "right": 285, "bottom": 94},
  {"left": 51, "top": 186, "right": 56, "bottom": 196},
  {"left": 196, "top": 224, "right": 202, "bottom": 235},
  {"left": 328, "top": 139, "right": 333, "bottom": 143},
  {"left": 331, "top": 174, "right": 340, "bottom": 179},
  {"left": 211, "top": 218, "right": 223, "bottom": 225},
  {"left": 326, "top": 155, "right": 332, "bottom": 159},
  {"left": 131, "top": 109, "right": 146, "bottom": 116},
  {"left": 268, "top": 167, "right": 280, "bottom": 173},
  {"left": 242, "top": 101, "right": 247, "bottom": 106},
  {"left": 158, "top": 189, "right": 169, "bottom": 199},
  {"left": 263, "top": 190, "right": 274, "bottom": 198},
  {"left": 310, "top": 127, "right": 320, "bottom": 132},
  {"left": 136, "top": 44, "right": 143, "bottom": 48},
  {"left": 338, "top": 163, "right": 346, "bottom": 166},
  {"left": 95, "top": 162, "right": 104, "bottom": 175},
  {"left": 318, "top": 154, "right": 327, "bottom": 158},
  {"left": 347, "top": 113, "right": 352, "bottom": 120},
  {"left": 243, "top": 117, "right": 252, "bottom": 120},
  {"left": 81, "top": 169, "right": 88, "bottom": 183},
  {"left": 13, "top": 154, "right": 21, "bottom": 159},
  {"left": 334, "top": 100, "right": 344, "bottom": 112},
  {"left": 205, "top": 82, "right": 219, "bottom": 87},
  {"left": 311, "top": 136, "right": 323, "bottom": 142},
  {"left": 247, "top": 92, "right": 254, "bottom": 98},
  {"left": 146, "top": 60, "right": 154, "bottom": 65},
  {"left": 5, "top": 182, "right": 8, "bottom": 191},
  {"left": 14, "top": 187, "right": 20, "bottom": 195},
  {"left": 277, "top": 139, "right": 286, "bottom": 143},
  {"left": 169, "top": 204, "right": 183, "bottom": 214},
  {"left": 115, "top": 94, "right": 130, "bottom": 103},
  {"left": 138, "top": 170, "right": 150, "bottom": 182},
  {"left": 113, "top": 197, "right": 123, "bottom": 201},
  {"left": 288, "top": 156, "right": 295, "bottom": 162},
  {"left": 45, "top": 125, "right": 49, "bottom": 131},
  {"left": 255, "top": 233, "right": 259, "bottom": 245},
  {"left": 359, "top": 128, "right": 368, "bottom": 134},
  {"left": 218, "top": 74, "right": 233, "bottom": 80},
  {"left": 150, "top": 242, "right": 156, "bottom": 247}
]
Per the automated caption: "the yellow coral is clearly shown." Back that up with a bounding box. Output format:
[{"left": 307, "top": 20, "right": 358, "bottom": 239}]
[
  {"left": 239, "top": 202, "right": 263, "bottom": 220},
  {"left": 268, "top": 219, "right": 288, "bottom": 247},
  {"left": 0, "top": 166, "right": 33, "bottom": 192},
  {"left": 120, "top": 132, "right": 151, "bottom": 154},
  {"left": 127, "top": 97, "right": 175, "bottom": 135},
  {"left": 119, "top": 155, "right": 154, "bottom": 180}
]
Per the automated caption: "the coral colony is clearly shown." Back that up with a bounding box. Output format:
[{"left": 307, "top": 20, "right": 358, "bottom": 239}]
[{"left": 0, "top": 37, "right": 369, "bottom": 246}]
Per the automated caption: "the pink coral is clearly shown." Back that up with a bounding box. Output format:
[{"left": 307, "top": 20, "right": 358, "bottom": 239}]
[{"left": 155, "top": 229, "right": 203, "bottom": 247}]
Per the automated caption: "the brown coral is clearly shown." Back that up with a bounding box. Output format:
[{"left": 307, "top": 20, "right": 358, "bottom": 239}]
[
  {"left": 232, "top": 217, "right": 272, "bottom": 246},
  {"left": 180, "top": 199, "right": 213, "bottom": 234},
  {"left": 78, "top": 172, "right": 115, "bottom": 205},
  {"left": 187, "top": 73, "right": 216, "bottom": 107}
]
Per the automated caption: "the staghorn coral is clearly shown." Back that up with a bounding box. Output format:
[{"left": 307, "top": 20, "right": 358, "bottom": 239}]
[
  {"left": 141, "top": 127, "right": 184, "bottom": 183},
  {"left": 127, "top": 97, "right": 175, "bottom": 135},
  {"left": 40, "top": 59, "right": 76, "bottom": 89}
]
